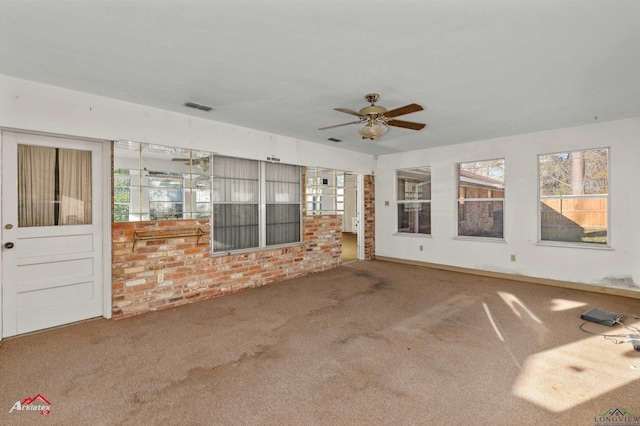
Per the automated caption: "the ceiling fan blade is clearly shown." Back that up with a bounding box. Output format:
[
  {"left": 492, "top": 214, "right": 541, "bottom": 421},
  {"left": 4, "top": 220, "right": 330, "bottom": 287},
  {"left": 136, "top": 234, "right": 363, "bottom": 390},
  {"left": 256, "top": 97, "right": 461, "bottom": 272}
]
[
  {"left": 334, "top": 107, "right": 364, "bottom": 117},
  {"left": 383, "top": 103, "right": 423, "bottom": 118},
  {"left": 387, "top": 119, "right": 426, "bottom": 131},
  {"left": 318, "top": 120, "right": 363, "bottom": 130}
]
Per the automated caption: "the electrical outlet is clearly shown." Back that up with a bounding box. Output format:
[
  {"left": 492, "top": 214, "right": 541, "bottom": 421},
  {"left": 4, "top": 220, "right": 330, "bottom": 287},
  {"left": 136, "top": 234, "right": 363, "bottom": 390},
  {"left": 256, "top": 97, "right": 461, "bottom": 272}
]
[
  {"left": 384, "top": 201, "right": 390, "bottom": 206},
  {"left": 419, "top": 245, "right": 424, "bottom": 252},
  {"left": 510, "top": 254, "right": 516, "bottom": 262}
]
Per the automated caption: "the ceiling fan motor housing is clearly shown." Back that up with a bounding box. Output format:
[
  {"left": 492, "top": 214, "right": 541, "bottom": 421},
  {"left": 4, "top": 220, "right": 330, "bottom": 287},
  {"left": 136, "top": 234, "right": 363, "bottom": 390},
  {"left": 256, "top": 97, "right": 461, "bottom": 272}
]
[
  {"left": 361, "top": 93, "right": 385, "bottom": 117},
  {"left": 359, "top": 105, "right": 387, "bottom": 117}
]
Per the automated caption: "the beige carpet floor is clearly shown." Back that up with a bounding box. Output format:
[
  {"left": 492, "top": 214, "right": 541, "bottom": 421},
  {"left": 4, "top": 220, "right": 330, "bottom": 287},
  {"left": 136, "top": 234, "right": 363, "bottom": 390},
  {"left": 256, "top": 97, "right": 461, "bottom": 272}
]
[{"left": 1, "top": 260, "right": 639, "bottom": 425}]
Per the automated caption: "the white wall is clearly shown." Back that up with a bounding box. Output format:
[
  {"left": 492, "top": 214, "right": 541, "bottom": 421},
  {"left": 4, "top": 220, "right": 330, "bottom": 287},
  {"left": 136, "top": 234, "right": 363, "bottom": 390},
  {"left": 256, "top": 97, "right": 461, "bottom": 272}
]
[
  {"left": 4, "top": 74, "right": 640, "bottom": 291},
  {"left": 375, "top": 117, "right": 640, "bottom": 292},
  {"left": 0, "top": 75, "right": 374, "bottom": 173}
]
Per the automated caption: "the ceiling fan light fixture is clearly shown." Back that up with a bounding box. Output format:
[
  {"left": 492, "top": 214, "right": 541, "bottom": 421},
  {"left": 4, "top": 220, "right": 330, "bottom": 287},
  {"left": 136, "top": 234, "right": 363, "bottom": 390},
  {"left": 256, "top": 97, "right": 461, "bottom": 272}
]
[
  {"left": 319, "top": 93, "right": 425, "bottom": 141},
  {"left": 358, "top": 120, "right": 388, "bottom": 141}
]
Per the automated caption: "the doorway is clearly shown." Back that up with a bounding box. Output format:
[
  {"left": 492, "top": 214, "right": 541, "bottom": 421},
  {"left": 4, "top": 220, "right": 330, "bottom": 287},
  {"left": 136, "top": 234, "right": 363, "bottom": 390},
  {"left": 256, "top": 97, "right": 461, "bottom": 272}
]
[
  {"left": 1, "top": 131, "right": 105, "bottom": 337},
  {"left": 342, "top": 173, "right": 358, "bottom": 262},
  {"left": 304, "top": 167, "right": 362, "bottom": 263}
]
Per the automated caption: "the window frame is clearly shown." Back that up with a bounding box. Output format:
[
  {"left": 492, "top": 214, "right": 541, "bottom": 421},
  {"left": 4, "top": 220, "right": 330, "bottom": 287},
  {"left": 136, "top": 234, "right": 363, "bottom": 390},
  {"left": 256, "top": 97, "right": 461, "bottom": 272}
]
[
  {"left": 395, "top": 166, "right": 432, "bottom": 236},
  {"left": 305, "top": 168, "right": 345, "bottom": 216},
  {"left": 537, "top": 147, "right": 610, "bottom": 248},
  {"left": 456, "top": 158, "right": 506, "bottom": 241},
  {"left": 113, "top": 141, "right": 214, "bottom": 222},
  {"left": 211, "top": 156, "right": 302, "bottom": 255},
  {"left": 265, "top": 162, "right": 302, "bottom": 247}
]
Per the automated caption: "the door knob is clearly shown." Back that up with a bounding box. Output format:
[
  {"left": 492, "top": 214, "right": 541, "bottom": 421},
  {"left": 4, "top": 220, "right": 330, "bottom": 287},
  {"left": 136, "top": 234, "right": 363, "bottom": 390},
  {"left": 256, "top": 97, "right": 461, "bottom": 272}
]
[{"left": 4, "top": 242, "right": 14, "bottom": 249}]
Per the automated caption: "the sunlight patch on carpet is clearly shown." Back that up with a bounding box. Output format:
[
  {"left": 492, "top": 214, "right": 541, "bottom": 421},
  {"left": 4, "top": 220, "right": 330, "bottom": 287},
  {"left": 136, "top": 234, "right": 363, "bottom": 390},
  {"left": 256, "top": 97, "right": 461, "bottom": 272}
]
[
  {"left": 498, "top": 292, "right": 542, "bottom": 324},
  {"left": 549, "top": 299, "right": 588, "bottom": 312},
  {"left": 512, "top": 324, "right": 640, "bottom": 412}
]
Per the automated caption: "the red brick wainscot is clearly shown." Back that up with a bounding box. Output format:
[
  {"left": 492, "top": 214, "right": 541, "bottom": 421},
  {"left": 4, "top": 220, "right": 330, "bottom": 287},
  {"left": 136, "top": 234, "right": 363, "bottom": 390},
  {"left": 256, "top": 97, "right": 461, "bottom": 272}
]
[{"left": 111, "top": 215, "right": 342, "bottom": 319}]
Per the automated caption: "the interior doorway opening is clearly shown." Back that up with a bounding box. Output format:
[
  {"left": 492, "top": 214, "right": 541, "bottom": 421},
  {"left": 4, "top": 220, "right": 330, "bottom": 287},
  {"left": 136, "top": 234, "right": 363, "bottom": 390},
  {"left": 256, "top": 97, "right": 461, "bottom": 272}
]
[
  {"left": 304, "top": 168, "right": 360, "bottom": 263},
  {"left": 342, "top": 173, "right": 358, "bottom": 262}
]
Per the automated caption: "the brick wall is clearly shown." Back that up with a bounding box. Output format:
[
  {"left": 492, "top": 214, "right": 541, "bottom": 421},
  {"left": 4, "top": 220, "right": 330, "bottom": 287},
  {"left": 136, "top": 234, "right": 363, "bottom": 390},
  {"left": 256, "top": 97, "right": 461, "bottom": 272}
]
[
  {"left": 111, "top": 215, "right": 342, "bottom": 319},
  {"left": 363, "top": 174, "right": 375, "bottom": 260}
]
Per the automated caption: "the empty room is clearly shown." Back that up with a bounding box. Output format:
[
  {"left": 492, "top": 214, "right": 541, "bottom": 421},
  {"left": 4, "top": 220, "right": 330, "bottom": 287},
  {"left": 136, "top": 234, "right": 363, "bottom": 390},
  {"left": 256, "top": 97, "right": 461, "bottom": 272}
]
[{"left": 1, "top": 1, "right": 639, "bottom": 424}]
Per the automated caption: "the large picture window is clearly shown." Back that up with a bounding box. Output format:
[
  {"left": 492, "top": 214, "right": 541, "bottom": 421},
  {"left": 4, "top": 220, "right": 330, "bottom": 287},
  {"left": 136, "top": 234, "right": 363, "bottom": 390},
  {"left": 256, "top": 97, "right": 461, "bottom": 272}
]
[
  {"left": 212, "top": 157, "right": 301, "bottom": 253},
  {"left": 396, "top": 167, "right": 431, "bottom": 235},
  {"left": 457, "top": 159, "right": 505, "bottom": 239},
  {"left": 538, "top": 148, "right": 608, "bottom": 245}
]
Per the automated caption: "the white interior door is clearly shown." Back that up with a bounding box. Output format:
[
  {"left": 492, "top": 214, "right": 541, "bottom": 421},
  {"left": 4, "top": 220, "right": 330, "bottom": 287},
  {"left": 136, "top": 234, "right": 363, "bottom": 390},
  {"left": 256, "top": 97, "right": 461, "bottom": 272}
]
[{"left": 1, "top": 132, "right": 104, "bottom": 337}]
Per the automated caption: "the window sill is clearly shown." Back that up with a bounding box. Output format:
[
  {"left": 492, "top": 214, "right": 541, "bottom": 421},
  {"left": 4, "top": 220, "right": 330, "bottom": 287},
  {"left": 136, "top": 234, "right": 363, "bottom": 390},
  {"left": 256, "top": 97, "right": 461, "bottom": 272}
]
[
  {"left": 536, "top": 241, "right": 612, "bottom": 250},
  {"left": 211, "top": 241, "right": 303, "bottom": 257},
  {"left": 393, "top": 232, "right": 432, "bottom": 238},
  {"left": 454, "top": 236, "right": 506, "bottom": 243}
]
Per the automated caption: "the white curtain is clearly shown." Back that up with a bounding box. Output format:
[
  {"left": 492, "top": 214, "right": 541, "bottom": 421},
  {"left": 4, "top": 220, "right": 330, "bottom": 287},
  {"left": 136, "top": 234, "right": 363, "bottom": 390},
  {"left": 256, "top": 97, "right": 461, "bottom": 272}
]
[
  {"left": 18, "top": 145, "right": 56, "bottom": 227},
  {"left": 18, "top": 145, "right": 92, "bottom": 227},
  {"left": 59, "top": 148, "right": 92, "bottom": 225},
  {"left": 212, "top": 157, "right": 260, "bottom": 251},
  {"left": 213, "top": 157, "right": 259, "bottom": 202},
  {"left": 266, "top": 163, "right": 300, "bottom": 203},
  {"left": 211, "top": 158, "right": 301, "bottom": 250},
  {"left": 266, "top": 163, "right": 301, "bottom": 246}
]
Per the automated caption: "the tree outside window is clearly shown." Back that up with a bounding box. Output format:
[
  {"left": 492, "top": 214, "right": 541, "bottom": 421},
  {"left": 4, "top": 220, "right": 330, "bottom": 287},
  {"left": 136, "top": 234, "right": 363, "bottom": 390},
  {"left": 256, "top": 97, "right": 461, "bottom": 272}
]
[{"left": 539, "top": 148, "right": 608, "bottom": 245}]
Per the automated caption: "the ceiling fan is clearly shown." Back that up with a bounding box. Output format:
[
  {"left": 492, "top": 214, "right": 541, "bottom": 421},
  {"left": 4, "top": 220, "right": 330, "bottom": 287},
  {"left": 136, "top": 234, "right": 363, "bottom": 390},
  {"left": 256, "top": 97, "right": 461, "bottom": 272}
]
[
  {"left": 171, "top": 156, "right": 211, "bottom": 172},
  {"left": 319, "top": 93, "right": 426, "bottom": 141}
]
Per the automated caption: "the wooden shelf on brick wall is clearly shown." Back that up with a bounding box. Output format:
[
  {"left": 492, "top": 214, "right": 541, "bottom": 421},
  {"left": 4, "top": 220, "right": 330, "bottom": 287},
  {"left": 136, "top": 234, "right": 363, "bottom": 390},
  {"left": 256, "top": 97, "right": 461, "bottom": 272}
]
[{"left": 132, "top": 227, "right": 207, "bottom": 251}]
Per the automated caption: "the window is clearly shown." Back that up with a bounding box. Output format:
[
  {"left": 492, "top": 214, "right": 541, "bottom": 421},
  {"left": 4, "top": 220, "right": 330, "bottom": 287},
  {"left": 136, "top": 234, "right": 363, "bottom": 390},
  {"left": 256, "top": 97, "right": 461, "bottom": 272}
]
[
  {"left": 396, "top": 167, "right": 431, "bottom": 235},
  {"left": 113, "top": 142, "right": 301, "bottom": 252},
  {"left": 113, "top": 141, "right": 213, "bottom": 222},
  {"left": 114, "top": 174, "right": 130, "bottom": 222},
  {"left": 305, "top": 168, "right": 345, "bottom": 215},
  {"left": 18, "top": 145, "right": 92, "bottom": 227},
  {"left": 538, "top": 148, "right": 608, "bottom": 245},
  {"left": 148, "top": 173, "right": 184, "bottom": 219},
  {"left": 212, "top": 156, "right": 301, "bottom": 253},
  {"left": 266, "top": 163, "right": 301, "bottom": 246},
  {"left": 457, "top": 159, "right": 505, "bottom": 238},
  {"left": 212, "top": 157, "right": 260, "bottom": 251}
]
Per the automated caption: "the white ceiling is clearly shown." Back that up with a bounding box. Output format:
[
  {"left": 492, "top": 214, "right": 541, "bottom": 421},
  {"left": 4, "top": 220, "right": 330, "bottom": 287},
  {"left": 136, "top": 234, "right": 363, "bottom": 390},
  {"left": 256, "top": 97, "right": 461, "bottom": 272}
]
[{"left": 2, "top": 0, "right": 640, "bottom": 155}]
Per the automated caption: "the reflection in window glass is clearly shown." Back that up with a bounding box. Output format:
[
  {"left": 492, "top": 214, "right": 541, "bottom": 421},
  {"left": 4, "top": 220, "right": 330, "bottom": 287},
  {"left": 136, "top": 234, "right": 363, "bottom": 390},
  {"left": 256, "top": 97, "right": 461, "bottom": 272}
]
[
  {"left": 305, "top": 168, "right": 345, "bottom": 215},
  {"left": 149, "top": 173, "right": 183, "bottom": 220},
  {"left": 113, "top": 142, "right": 213, "bottom": 222},
  {"left": 114, "top": 175, "right": 130, "bottom": 222}
]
